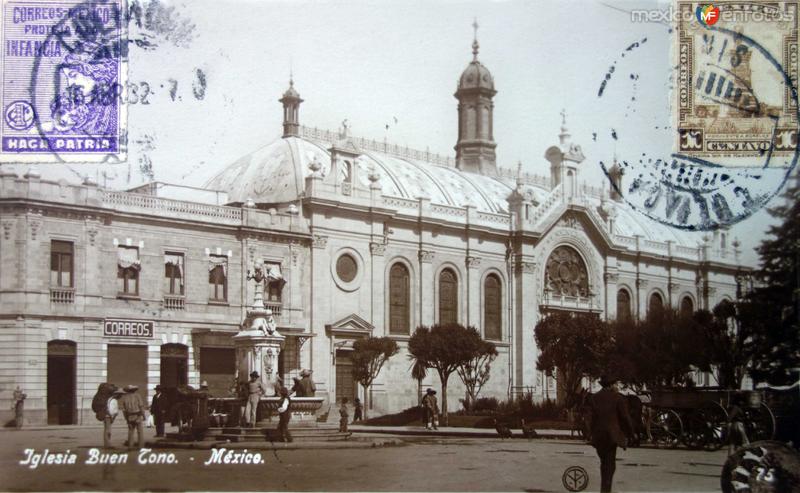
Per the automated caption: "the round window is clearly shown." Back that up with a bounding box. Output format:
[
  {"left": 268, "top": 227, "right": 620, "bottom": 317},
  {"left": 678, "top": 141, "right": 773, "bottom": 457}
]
[{"left": 336, "top": 254, "right": 358, "bottom": 283}]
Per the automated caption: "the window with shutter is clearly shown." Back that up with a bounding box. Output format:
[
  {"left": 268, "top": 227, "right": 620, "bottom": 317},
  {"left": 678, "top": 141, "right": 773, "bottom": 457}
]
[
  {"left": 484, "top": 274, "right": 501, "bottom": 340},
  {"left": 439, "top": 268, "right": 458, "bottom": 325},
  {"left": 389, "top": 263, "right": 410, "bottom": 334}
]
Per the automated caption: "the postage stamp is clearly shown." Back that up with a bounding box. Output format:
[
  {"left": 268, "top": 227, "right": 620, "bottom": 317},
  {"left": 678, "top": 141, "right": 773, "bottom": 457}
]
[
  {"left": 674, "top": 1, "right": 798, "bottom": 163},
  {"left": 0, "top": 0, "right": 127, "bottom": 163},
  {"left": 596, "top": 1, "right": 799, "bottom": 231}
]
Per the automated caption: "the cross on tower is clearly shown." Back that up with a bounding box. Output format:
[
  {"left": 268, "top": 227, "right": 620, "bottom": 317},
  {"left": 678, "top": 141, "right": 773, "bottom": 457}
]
[{"left": 560, "top": 108, "right": 567, "bottom": 126}]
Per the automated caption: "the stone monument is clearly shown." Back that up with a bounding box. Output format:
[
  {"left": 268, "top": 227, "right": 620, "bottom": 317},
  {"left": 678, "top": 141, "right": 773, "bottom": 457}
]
[{"left": 234, "top": 261, "right": 285, "bottom": 400}]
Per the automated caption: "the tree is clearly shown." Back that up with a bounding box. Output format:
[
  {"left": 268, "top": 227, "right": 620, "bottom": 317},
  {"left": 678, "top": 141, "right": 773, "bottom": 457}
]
[
  {"left": 699, "top": 301, "right": 757, "bottom": 389},
  {"left": 746, "top": 175, "right": 800, "bottom": 385},
  {"left": 408, "top": 323, "right": 478, "bottom": 425},
  {"left": 535, "top": 312, "right": 612, "bottom": 406},
  {"left": 351, "top": 336, "right": 399, "bottom": 419},
  {"left": 409, "top": 358, "right": 428, "bottom": 405},
  {"left": 455, "top": 333, "right": 498, "bottom": 412}
]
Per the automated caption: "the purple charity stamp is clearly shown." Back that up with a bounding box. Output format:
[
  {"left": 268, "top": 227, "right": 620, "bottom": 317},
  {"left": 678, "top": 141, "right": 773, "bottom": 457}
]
[{"left": 0, "top": 0, "right": 126, "bottom": 163}]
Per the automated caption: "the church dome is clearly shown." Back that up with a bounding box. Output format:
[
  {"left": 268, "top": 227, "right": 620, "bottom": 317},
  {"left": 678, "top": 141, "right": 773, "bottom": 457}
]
[{"left": 458, "top": 60, "right": 494, "bottom": 92}]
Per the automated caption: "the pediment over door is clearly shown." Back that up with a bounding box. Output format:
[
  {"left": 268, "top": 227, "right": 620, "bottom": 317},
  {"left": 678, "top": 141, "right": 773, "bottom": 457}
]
[{"left": 325, "top": 313, "right": 374, "bottom": 339}]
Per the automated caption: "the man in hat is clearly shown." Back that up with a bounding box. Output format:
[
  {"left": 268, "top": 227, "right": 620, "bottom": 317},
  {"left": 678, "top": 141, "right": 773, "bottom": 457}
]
[
  {"left": 299, "top": 369, "right": 316, "bottom": 397},
  {"left": 150, "top": 385, "right": 168, "bottom": 438},
  {"left": 590, "top": 376, "right": 634, "bottom": 493},
  {"left": 119, "top": 385, "right": 147, "bottom": 450},
  {"left": 276, "top": 386, "right": 293, "bottom": 442},
  {"left": 104, "top": 388, "right": 125, "bottom": 447},
  {"left": 422, "top": 389, "right": 439, "bottom": 430},
  {"left": 245, "top": 371, "right": 265, "bottom": 427}
]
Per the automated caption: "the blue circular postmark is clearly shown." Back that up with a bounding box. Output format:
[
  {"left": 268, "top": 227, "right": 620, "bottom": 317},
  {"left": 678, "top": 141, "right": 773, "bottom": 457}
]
[{"left": 4, "top": 101, "right": 36, "bottom": 131}]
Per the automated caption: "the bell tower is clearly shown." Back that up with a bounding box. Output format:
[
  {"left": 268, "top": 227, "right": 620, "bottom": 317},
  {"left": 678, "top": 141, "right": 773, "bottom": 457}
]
[
  {"left": 454, "top": 20, "right": 497, "bottom": 176},
  {"left": 279, "top": 75, "right": 303, "bottom": 138}
]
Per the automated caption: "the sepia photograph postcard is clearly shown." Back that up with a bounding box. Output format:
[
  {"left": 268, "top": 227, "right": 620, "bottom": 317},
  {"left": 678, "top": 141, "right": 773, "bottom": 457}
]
[{"left": 0, "top": 0, "right": 798, "bottom": 492}]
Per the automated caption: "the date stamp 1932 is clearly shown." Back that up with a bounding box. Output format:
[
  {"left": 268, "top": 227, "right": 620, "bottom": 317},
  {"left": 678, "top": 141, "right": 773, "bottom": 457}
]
[
  {"left": 0, "top": 0, "right": 127, "bottom": 163},
  {"left": 675, "top": 1, "right": 798, "bottom": 163}
]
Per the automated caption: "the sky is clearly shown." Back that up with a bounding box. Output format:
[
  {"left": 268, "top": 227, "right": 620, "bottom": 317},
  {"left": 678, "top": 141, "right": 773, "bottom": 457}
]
[{"left": 3, "top": 0, "right": 795, "bottom": 266}]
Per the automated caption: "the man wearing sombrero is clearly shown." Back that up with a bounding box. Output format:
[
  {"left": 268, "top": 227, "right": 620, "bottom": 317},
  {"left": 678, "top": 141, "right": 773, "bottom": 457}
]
[{"left": 119, "top": 385, "right": 147, "bottom": 450}]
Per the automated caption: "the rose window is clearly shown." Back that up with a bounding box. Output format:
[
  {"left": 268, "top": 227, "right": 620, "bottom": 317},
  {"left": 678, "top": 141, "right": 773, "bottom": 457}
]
[{"left": 545, "top": 246, "right": 589, "bottom": 298}]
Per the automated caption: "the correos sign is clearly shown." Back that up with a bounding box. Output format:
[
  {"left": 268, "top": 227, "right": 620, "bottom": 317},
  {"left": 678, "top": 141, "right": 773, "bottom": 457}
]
[{"left": 103, "top": 319, "right": 154, "bottom": 338}]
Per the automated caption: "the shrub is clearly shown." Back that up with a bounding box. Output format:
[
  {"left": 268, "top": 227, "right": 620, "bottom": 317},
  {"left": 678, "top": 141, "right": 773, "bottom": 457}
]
[{"left": 472, "top": 397, "right": 499, "bottom": 413}]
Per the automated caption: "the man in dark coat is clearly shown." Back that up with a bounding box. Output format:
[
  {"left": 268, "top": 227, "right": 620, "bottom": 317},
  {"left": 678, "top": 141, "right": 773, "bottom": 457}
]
[
  {"left": 590, "top": 376, "right": 634, "bottom": 493},
  {"left": 150, "top": 385, "right": 168, "bottom": 438},
  {"left": 299, "top": 370, "right": 316, "bottom": 397}
]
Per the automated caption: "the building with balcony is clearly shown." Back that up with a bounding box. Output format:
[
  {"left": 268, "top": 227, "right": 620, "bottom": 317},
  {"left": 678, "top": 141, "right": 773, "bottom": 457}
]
[{"left": 0, "top": 30, "right": 745, "bottom": 425}]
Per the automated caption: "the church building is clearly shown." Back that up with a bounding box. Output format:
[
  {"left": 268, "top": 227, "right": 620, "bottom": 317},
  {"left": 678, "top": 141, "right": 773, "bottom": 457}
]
[{"left": 0, "top": 30, "right": 743, "bottom": 425}]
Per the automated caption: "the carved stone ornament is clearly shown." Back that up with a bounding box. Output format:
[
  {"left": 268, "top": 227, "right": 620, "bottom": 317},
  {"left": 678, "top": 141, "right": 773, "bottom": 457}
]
[
  {"left": 558, "top": 212, "right": 582, "bottom": 230},
  {"left": 312, "top": 235, "right": 328, "bottom": 249},
  {"left": 2, "top": 220, "right": 14, "bottom": 240},
  {"left": 668, "top": 282, "right": 680, "bottom": 293},
  {"left": 604, "top": 272, "right": 619, "bottom": 283},
  {"left": 636, "top": 278, "right": 649, "bottom": 289},
  {"left": 370, "top": 242, "right": 386, "bottom": 256},
  {"left": 466, "top": 256, "right": 481, "bottom": 269},
  {"left": 521, "top": 262, "right": 537, "bottom": 274},
  {"left": 544, "top": 246, "right": 589, "bottom": 297},
  {"left": 29, "top": 219, "right": 41, "bottom": 240},
  {"left": 418, "top": 250, "right": 435, "bottom": 263}
]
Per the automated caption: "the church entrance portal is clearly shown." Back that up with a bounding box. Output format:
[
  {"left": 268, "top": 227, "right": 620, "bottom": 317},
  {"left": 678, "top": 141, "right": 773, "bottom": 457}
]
[{"left": 335, "top": 350, "right": 357, "bottom": 403}]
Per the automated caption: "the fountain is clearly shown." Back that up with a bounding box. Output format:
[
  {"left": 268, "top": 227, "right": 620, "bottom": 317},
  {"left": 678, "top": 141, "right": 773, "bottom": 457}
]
[{"left": 157, "top": 260, "right": 335, "bottom": 446}]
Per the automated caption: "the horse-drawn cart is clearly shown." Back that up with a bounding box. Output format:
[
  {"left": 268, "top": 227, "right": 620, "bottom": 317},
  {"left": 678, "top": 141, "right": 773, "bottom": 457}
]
[{"left": 645, "top": 388, "right": 777, "bottom": 451}]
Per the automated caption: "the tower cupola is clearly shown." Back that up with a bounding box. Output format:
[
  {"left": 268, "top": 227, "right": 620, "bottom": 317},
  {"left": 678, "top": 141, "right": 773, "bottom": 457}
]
[
  {"left": 279, "top": 76, "right": 303, "bottom": 138},
  {"left": 454, "top": 20, "right": 497, "bottom": 176}
]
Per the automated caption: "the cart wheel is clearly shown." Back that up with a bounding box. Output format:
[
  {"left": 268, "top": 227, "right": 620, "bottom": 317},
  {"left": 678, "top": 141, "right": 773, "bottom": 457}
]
[
  {"left": 649, "top": 409, "right": 683, "bottom": 448},
  {"left": 682, "top": 409, "right": 709, "bottom": 450},
  {"left": 746, "top": 403, "right": 776, "bottom": 442},
  {"left": 702, "top": 402, "right": 728, "bottom": 452}
]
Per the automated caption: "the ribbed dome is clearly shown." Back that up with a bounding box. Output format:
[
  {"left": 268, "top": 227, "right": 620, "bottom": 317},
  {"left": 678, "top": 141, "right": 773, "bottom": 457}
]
[
  {"left": 280, "top": 80, "right": 301, "bottom": 100},
  {"left": 458, "top": 60, "right": 495, "bottom": 91}
]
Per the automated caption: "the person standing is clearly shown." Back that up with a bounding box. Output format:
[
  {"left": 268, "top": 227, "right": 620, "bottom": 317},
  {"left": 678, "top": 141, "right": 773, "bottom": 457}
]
[
  {"left": 590, "top": 376, "right": 634, "bottom": 493},
  {"left": 245, "top": 372, "right": 265, "bottom": 427},
  {"left": 12, "top": 386, "right": 26, "bottom": 430},
  {"left": 104, "top": 388, "right": 124, "bottom": 448},
  {"left": 276, "top": 386, "right": 292, "bottom": 443},
  {"left": 339, "top": 398, "right": 350, "bottom": 432},
  {"left": 353, "top": 397, "right": 363, "bottom": 423},
  {"left": 119, "top": 385, "right": 147, "bottom": 450},
  {"left": 424, "top": 389, "right": 439, "bottom": 430},
  {"left": 150, "top": 385, "right": 168, "bottom": 438},
  {"left": 299, "top": 370, "right": 316, "bottom": 397},
  {"left": 291, "top": 377, "right": 304, "bottom": 397}
]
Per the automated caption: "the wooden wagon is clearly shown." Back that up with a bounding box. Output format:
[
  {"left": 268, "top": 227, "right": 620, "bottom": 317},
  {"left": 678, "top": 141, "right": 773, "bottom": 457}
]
[{"left": 644, "top": 388, "right": 777, "bottom": 451}]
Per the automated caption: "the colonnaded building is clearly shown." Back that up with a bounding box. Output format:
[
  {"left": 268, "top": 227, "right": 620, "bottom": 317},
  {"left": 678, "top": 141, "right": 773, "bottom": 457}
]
[{"left": 0, "top": 34, "right": 745, "bottom": 425}]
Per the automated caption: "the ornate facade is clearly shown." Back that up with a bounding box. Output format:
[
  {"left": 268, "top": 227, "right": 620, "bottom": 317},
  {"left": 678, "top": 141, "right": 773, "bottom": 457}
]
[{"left": 0, "top": 32, "right": 745, "bottom": 425}]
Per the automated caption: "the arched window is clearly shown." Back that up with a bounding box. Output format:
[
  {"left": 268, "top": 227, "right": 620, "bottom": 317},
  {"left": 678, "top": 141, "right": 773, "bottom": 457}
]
[
  {"left": 389, "top": 263, "right": 410, "bottom": 334},
  {"left": 680, "top": 296, "right": 694, "bottom": 316},
  {"left": 439, "top": 268, "right": 458, "bottom": 325},
  {"left": 617, "top": 289, "right": 631, "bottom": 322},
  {"left": 484, "top": 274, "right": 502, "bottom": 340},
  {"left": 649, "top": 292, "right": 664, "bottom": 317}
]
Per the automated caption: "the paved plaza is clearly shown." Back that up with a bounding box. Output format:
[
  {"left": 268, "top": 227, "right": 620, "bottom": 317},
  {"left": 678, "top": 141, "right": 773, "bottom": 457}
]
[{"left": 0, "top": 427, "right": 729, "bottom": 492}]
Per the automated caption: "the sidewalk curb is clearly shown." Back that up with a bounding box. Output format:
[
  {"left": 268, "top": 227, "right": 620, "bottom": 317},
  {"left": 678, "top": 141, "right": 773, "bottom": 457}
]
[
  {"left": 146, "top": 439, "right": 404, "bottom": 451},
  {"left": 349, "top": 426, "right": 581, "bottom": 440}
]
